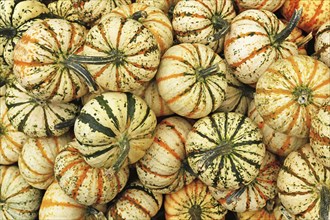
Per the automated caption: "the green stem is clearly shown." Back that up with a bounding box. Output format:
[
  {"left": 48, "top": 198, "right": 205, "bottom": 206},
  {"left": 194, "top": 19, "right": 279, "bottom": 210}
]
[
  {"left": 67, "top": 54, "right": 118, "bottom": 65},
  {"left": 0, "top": 80, "right": 6, "bottom": 87},
  {"left": 131, "top": 10, "right": 148, "bottom": 21},
  {"left": 0, "top": 27, "right": 17, "bottom": 39},
  {"left": 226, "top": 186, "right": 246, "bottom": 204},
  {"left": 265, "top": 199, "right": 275, "bottom": 213},
  {"left": 320, "top": 186, "right": 330, "bottom": 220},
  {"left": 273, "top": 8, "right": 303, "bottom": 45},
  {"left": 201, "top": 142, "right": 232, "bottom": 169},
  {"left": 86, "top": 206, "right": 107, "bottom": 220},
  {"left": 54, "top": 117, "right": 77, "bottom": 130},
  {"left": 188, "top": 205, "right": 202, "bottom": 220},
  {"left": 208, "top": 18, "right": 230, "bottom": 42},
  {"left": 113, "top": 137, "right": 130, "bottom": 172},
  {"left": 197, "top": 64, "right": 219, "bottom": 77}
]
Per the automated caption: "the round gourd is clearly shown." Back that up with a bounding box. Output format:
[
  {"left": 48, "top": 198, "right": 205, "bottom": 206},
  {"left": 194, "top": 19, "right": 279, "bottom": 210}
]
[
  {"left": 156, "top": 43, "right": 228, "bottom": 119},
  {"left": 314, "top": 21, "right": 330, "bottom": 67},
  {"left": 80, "top": 15, "right": 160, "bottom": 92},
  {"left": 107, "top": 181, "right": 163, "bottom": 220},
  {"left": 0, "top": 0, "right": 49, "bottom": 67},
  {"left": 224, "top": 8, "right": 301, "bottom": 86},
  {"left": 277, "top": 144, "right": 330, "bottom": 220},
  {"left": 255, "top": 55, "right": 330, "bottom": 138},
  {"left": 18, "top": 134, "right": 73, "bottom": 189},
  {"left": 310, "top": 99, "right": 330, "bottom": 168},
  {"left": 0, "top": 165, "right": 43, "bottom": 220},
  {"left": 209, "top": 151, "right": 280, "bottom": 212},
  {"left": 186, "top": 112, "right": 265, "bottom": 190},
  {"left": 136, "top": 116, "right": 195, "bottom": 194},
  {"left": 13, "top": 18, "right": 96, "bottom": 103},
  {"left": 234, "top": 0, "right": 285, "bottom": 12},
  {"left": 39, "top": 181, "right": 107, "bottom": 220},
  {"left": 0, "top": 57, "right": 11, "bottom": 96},
  {"left": 104, "top": 3, "right": 173, "bottom": 55},
  {"left": 136, "top": 0, "right": 179, "bottom": 18},
  {"left": 0, "top": 96, "right": 28, "bottom": 165},
  {"left": 54, "top": 141, "right": 130, "bottom": 206},
  {"left": 281, "top": 0, "right": 330, "bottom": 33},
  {"left": 172, "top": 0, "right": 236, "bottom": 53},
  {"left": 47, "top": 0, "right": 81, "bottom": 23},
  {"left": 5, "top": 81, "right": 79, "bottom": 137},
  {"left": 164, "top": 179, "right": 227, "bottom": 220},
  {"left": 248, "top": 100, "right": 308, "bottom": 157},
  {"left": 74, "top": 91, "right": 157, "bottom": 171}
]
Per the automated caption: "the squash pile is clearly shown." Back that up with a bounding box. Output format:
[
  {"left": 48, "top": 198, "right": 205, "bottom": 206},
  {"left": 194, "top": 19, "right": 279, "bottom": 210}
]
[{"left": 0, "top": 0, "right": 329, "bottom": 219}]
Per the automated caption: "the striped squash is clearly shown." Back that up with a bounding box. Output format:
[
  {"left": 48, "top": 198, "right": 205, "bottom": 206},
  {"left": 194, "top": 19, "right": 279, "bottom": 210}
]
[
  {"left": 248, "top": 99, "right": 308, "bottom": 157},
  {"left": 47, "top": 0, "right": 81, "bottom": 23},
  {"left": 143, "top": 79, "right": 174, "bottom": 117},
  {"left": 255, "top": 55, "right": 330, "bottom": 138},
  {"left": 18, "top": 134, "right": 73, "bottom": 189},
  {"left": 277, "top": 144, "right": 330, "bottom": 220},
  {"left": 54, "top": 141, "right": 130, "bottom": 206},
  {"left": 81, "top": 15, "right": 160, "bottom": 93},
  {"left": 39, "top": 181, "right": 107, "bottom": 220},
  {"left": 164, "top": 179, "right": 227, "bottom": 220},
  {"left": 280, "top": 0, "right": 330, "bottom": 33},
  {"left": 172, "top": 0, "right": 236, "bottom": 53},
  {"left": 273, "top": 203, "right": 296, "bottom": 220},
  {"left": 104, "top": 3, "right": 173, "bottom": 55},
  {"left": 0, "top": 96, "right": 28, "bottom": 165},
  {"left": 74, "top": 92, "right": 157, "bottom": 171},
  {"left": 13, "top": 18, "right": 97, "bottom": 103},
  {"left": 156, "top": 43, "right": 228, "bottom": 119},
  {"left": 314, "top": 21, "right": 330, "bottom": 67},
  {"left": 0, "top": 165, "right": 43, "bottom": 220},
  {"left": 5, "top": 81, "right": 79, "bottom": 137},
  {"left": 310, "top": 99, "right": 330, "bottom": 168},
  {"left": 0, "top": 0, "right": 49, "bottom": 67},
  {"left": 107, "top": 180, "right": 163, "bottom": 220},
  {"left": 216, "top": 67, "right": 254, "bottom": 115},
  {"left": 234, "top": 0, "right": 285, "bottom": 12},
  {"left": 224, "top": 8, "right": 301, "bottom": 86},
  {"left": 186, "top": 112, "right": 265, "bottom": 190},
  {"left": 209, "top": 151, "right": 280, "bottom": 212},
  {"left": 136, "top": 116, "right": 195, "bottom": 194},
  {"left": 0, "top": 57, "right": 12, "bottom": 96},
  {"left": 70, "top": 0, "right": 132, "bottom": 25},
  {"left": 136, "top": 0, "right": 179, "bottom": 18}
]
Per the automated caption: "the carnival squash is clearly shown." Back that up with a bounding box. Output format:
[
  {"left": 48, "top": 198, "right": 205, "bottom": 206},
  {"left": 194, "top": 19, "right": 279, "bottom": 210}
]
[{"left": 314, "top": 21, "right": 330, "bottom": 67}]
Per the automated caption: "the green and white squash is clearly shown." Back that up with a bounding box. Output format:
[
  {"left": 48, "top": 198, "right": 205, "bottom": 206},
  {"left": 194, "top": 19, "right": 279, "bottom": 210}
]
[
  {"left": 234, "top": 0, "right": 285, "bottom": 12},
  {"left": 248, "top": 100, "right": 308, "bottom": 157},
  {"left": 310, "top": 99, "right": 330, "bottom": 168},
  {"left": 314, "top": 21, "right": 330, "bottom": 67},
  {"left": 39, "top": 181, "right": 107, "bottom": 220},
  {"left": 74, "top": 92, "right": 157, "bottom": 171},
  {"left": 54, "top": 140, "right": 130, "bottom": 206},
  {"left": 18, "top": 134, "right": 73, "bottom": 189},
  {"left": 104, "top": 3, "right": 173, "bottom": 55},
  {"left": 172, "top": 0, "right": 236, "bottom": 53},
  {"left": 156, "top": 43, "right": 228, "bottom": 119},
  {"left": 47, "top": 0, "right": 81, "bottom": 24},
  {"left": 164, "top": 179, "right": 227, "bottom": 220},
  {"left": 0, "top": 57, "right": 11, "bottom": 96},
  {"left": 277, "top": 144, "right": 330, "bottom": 220},
  {"left": 224, "top": 8, "right": 301, "bottom": 86},
  {"left": 0, "top": 96, "right": 28, "bottom": 165},
  {"left": 186, "top": 112, "right": 265, "bottom": 190},
  {"left": 13, "top": 18, "right": 96, "bottom": 103},
  {"left": 0, "top": 165, "right": 43, "bottom": 220},
  {"left": 107, "top": 180, "right": 163, "bottom": 220},
  {"left": 0, "top": 0, "right": 49, "bottom": 67},
  {"left": 136, "top": 0, "right": 179, "bottom": 18},
  {"left": 209, "top": 151, "right": 280, "bottom": 212},
  {"left": 255, "top": 55, "right": 330, "bottom": 138},
  {"left": 80, "top": 15, "right": 160, "bottom": 93},
  {"left": 5, "top": 81, "right": 80, "bottom": 137},
  {"left": 136, "top": 116, "right": 195, "bottom": 194}
]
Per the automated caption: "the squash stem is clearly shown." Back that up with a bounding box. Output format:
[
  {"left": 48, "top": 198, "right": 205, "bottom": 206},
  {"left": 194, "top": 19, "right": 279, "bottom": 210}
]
[
  {"left": 63, "top": 61, "right": 98, "bottom": 91},
  {"left": 320, "top": 186, "right": 330, "bottom": 220},
  {"left": 113, "top": 136, "right": 130, "bottom": 172},
  {"left": 265, "top": 199, "right": 275, "bottom": 213},
  {"left": 273, "top": 8, "right": 303, "bottom": 45},
  {"left": 54, "top": 117, "right": 77, "bottom": 129},
  {"left": 297, "top": 31, "right": 313, "bottom": 48},
  {"left": 0, "top": 80, "right": 5, "bottom": 87},
  {"left": 67, "top": 54, "right": 119, "bottom": 64},
  {"left": 208, "top": 18, "right": 230, "bottom": 42},
  {"left": 188, "top": 205, "right": 202, "bottom": 220},
  {"left": 226, "top": 186, "right": 246, "bottom": 204},
  {"left": 198, "top": 64, "right": 219, "bottom": 77},
  {"left": 86, "top": 206, "right": 107, "bottom": 220},
  {"left": 131, "top": 10, "right": 148, "bottom": 21},
  {"left": 0, "top": 27, "right": 17, "bottom": 39}
]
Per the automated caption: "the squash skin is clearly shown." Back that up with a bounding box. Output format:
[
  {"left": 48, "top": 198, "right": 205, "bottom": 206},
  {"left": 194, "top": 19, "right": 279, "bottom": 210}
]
[
  {"left": 0, "top": 0, "right": 49, "bottom": 67},
  {"left": 277, "top": 144, "right": 330, "bottom": 220},
  {"left": 172, "top": 0, "right": 236, "bottom": 53},
  {"left": 234, "top": 0, "right": 285, "bottom": 12},
  {"left": 186, "top": 112, "right": 265, "bottom": 190},
  {"left": 314, "top": 21, "right": 330, "bottom": 67},
  {"left": 74, "top": 92, "right": 157, "bottom": 170},
  {"left": 255, "top": 55, "right": 330, "bottom": 138},
  {"left": 0, "top": 165, "right": 43, "bottom": 220},
  {"left": 13, "top": 18, "right": 90, "bottom": 103},
  {"left": 224, "top": 9, "right": 299, "bottom": 86},
  {"left": 136, "top": 0, "right": 180, "bottom": 17},
  {"left": 156, "top": 43, "right": 228, "bottom": 119}
]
